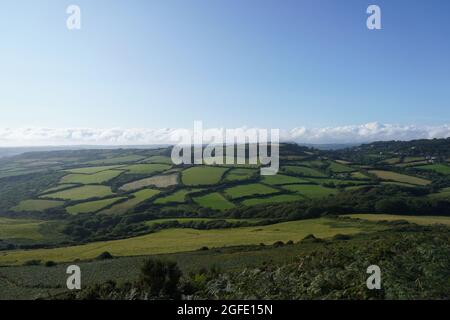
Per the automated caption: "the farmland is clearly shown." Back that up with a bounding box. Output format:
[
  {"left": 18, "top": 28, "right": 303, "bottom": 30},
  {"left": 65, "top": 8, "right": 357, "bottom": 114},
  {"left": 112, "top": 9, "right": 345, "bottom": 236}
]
[
  {"left": 224, "top": 183, "right": 279, "bottom": 199},
  {"left": 66, "top": 197, "right": 126, "bottom": 215},
  {"left": 0, "top": 218, "right": 382, "bottom": 266},
  {"left": 120, "top": 173, "right": 178, "bottom": 191},
  {"left": 282, "top": 184, "right": 338, "bottom": 198},
  {"left": 369, "top": 170, "right": 431, "bottom": 185},
  {"left": 193, "top": 192, "right": 235, "bottom": 211},
  {"left": 182, "top": 166, "right": 228, "bottom": 186},
  {"left": 41, "top": 185, "right": 114, "bottom": 201},
  {"left": 281, "top": 166, "right": 327, "bottom": 177},
  {"left": 12, "top": 199, "right": 64, "bottom": 212},
  {"left": 101, "top": 189, "right": 160, "bottom": 215},
  {"left": 60, "top": 170, "right": 123, "bottom": 184},
  {"left": 122, "top": 163, "right": 171, "bottom": 175},
  {"left": 261, "top": 174, "right": 309, "bottom": 185},
  {"left": 414, "top": 164, "right": 450, "bottom": 175}
]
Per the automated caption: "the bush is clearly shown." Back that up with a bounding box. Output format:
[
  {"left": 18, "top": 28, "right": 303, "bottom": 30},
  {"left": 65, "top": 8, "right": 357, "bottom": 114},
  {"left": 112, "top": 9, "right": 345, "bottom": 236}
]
[
  {"left": 23, "top": 259, "right": 42, "bottom": 266},
  {"left": 138, "top": 259, "right": 182, "bottom": 299},
  {"left": 45, "top": 261, "right": 57, "bottom": 267},
  {"left": 96, "top": 251, "right": 114, "bottom": 260}
]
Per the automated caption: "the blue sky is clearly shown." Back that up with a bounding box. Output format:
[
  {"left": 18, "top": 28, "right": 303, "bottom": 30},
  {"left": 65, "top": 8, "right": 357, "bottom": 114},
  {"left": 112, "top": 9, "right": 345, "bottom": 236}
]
[{"left": 1, "top": 0, "right": 449, "bottom": 133}]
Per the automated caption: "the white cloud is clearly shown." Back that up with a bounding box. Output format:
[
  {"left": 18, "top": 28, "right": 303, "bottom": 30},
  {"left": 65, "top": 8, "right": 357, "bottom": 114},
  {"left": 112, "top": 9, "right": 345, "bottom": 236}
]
[{"left": 0, "top": 122, "right": 449, "bottom": 147}]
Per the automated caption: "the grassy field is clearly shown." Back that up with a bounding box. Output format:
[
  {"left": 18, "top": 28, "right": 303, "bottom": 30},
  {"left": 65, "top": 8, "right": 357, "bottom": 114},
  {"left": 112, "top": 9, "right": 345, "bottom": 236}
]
[
  {"left": 224, "top": 168, "right": 257, "bottom": 182},
  {"left": 241, "top": 194, "right": 303, "bottom": 206},
  {"left": 224, "top": 183, "right": 279, "bottom": 199},
  {"left": 101, "top": 189, "right": 161, "bottom": 214},
  {"left": 0, "top": 218, "right": 46, "bottom": 241},
  {"left": 154, "top": 189, "right": 201, "bottom": 205},
  {"left": 11, "top": 199, "right": 64, "bottom": 212},
  {"left": 261, "top": 174, "right": 309, "bottom": 185},
  {"left": 66, "top": 197, "right": 126, "bottom": 215},
  {"left": 140, "top": 156, "right": 173, "bottom": 164},
  {"left": 60, "top": 170, "right": 123, "bottom": 184},
  {"left": 87, "top": 155, "right": 146, "bottom": 165},
  {"left": 181, "top": 166, "right": 228, "bottom": 186},
  {"left": 122, "top": 163, "right": 171, "bottom": 175},
  {"left": 350, "top": 171, "right": 369, "bottom": 179},
  {"left": 193, "top": 192, "right": 235, "bottom": 211},
  {"left": 282, "top": 184, "right": 338, "bottom": 198},
  {"left": 120, "top": 173, "right": 179, "bottom": 191},
  {"left": 0, "top": 218, "right": 382, "bottom": 266},
  {"left": 42, "top": 185, "right": 114, "bottom": 201},
  {"left": 414, "top": 164, "right": 450, "bottom": 175},
  {"left": 328, "top": 162, "right": 355, "bottom": 173},
  {"left": 345, "top": 214, "right": 450, "bottom": 226},
  {"left": 64, "top": 165, "right": 123, "bottom": 174},
  {"left": 369, "top": 170, "right": 431, "bottom": 185},
  {"left": 40, "top": 184, "right": 78, "bottom": 194},
  {"left": 281, "top": 166, "right": 327, "bottom": 177},
  {"left": 428, "top": 187, "right": 450, "bottom": 200}
]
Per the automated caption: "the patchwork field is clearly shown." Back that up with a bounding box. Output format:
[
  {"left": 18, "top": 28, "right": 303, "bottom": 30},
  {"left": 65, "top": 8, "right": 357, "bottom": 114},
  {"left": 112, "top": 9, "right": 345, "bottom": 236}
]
[
  {"left": 122, "top": 163, "right": 171, "bottom": 175},
  {"left": 101, "top": 189, "right": 161, "bottom": 215},
  {"left": 60, "top": 170, "right": 123, "bottom": 184},
  {"left": 369, "top": 170, "right": 431, "bottom": 185},
  {"left": 241, "top": 194, "right": 303, "bottom": 206},
  {"left": 42, "top": 185, "right": 114, "bottom": 201},
  {"left": 0, "top": 218, "right": 382, "bottom": 266},
  {"left": 87, "top": 155, "right": 146, "bottom": 165},
  {"left": 224, "top": 183, "right": 279, "bottom": 199},
  {"left": 414, "top": 164, "right": 450, "bottom": 175},
  {"left": 282, "top": 184, "right": 338, "bottom": 198},
  {"left": 261, "top": 174, "right": 309, "bottom": 185},
  {"left": 182, "top": 166, "right": 228, "bottom": 186},
  {"left": 64, "top": 165, "right": 123, "bottom": 174},
  {"left": 224, "top": 168, "right": 257, "bottom": 182},
  {"left": 281, "top": 166, "right": 327, "bottom": 177},
  {"left": 140, "top": 155, "right": 173, "bottom": 164},
  {"left": 193, "top": 192, "right": 235, "bottom": 211},
  {"left": 12, "top": 199, "right": 64, "bottom": 212},
  {"left": 120, "top": 173, "right": 179, "bottom": 191},
  {"left": 154, "top": 189, "right": 201, "bottom": 205},
  {"left": 327, "top": 162, "right": 355, "bottom": 173},
  {"left": 66, "top": 197, "right": 126, "bottom": 215}
]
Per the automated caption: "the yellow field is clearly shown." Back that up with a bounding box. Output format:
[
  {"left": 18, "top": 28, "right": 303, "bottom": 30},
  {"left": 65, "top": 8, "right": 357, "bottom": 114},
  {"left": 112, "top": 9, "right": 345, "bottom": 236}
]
[
  {"left": 369, "top": 170, "right": 430, "bottom": 185},
  {"left": 0, "top": 218, "right": 380, "bottom": 266},
  {"left": 345, "top": 214, "right": 450, "bottom": 226}
]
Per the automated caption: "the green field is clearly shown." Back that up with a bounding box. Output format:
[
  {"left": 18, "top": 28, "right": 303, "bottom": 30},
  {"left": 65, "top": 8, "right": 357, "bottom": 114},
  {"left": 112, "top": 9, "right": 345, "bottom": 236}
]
[
  {"left": 154, "top": 189, "right": 201, "bottom": 205},
  {"left": 350, "top": 171, "right": 369, "bottom": 179},
  {"left": 414, "top": 164, "right": 450, "bottom": 175},
  {"left": 242, "top": 194, "right": 303, "bottom": 206},
  {"left": 120, "top": 173, "right": 179, "bottom": 191},
  {"left": 0, "top": 218, "right": 381, "bottom": 265},
  {"left": 345, "top": 214, "right": 450, "bottom": 226},
  {"left": 64, "top": 165, "right": 123, "bottom": 174},
  {"left": 327, "top": 162, "right": 355, "bottom": 173},
  {"left": 224, "top": 183, "right": 279, "bottom": 199},
  {"left": 87, "top": 155, "right": 146, "bottom": 165},
  {"left": 40, "top": 184, "right": 78, "bottom": 194},
  {"left": 141, "top": 155, "right": 173, "bottom": 164},
  {"left": 261, "top": 174, "right": 309, "bottom": 185},
  {"left": 60, "top": 170, "right": 123, "bottom": 184},
  {"left": 282, "top": 184, "right": 338, "bottom": 198},
  {"left": 193, "top": 192, "right": 235, "bottom": 211},
  {"left": 428, "top": 187, "right": 450, "bottom": 200},
  {"left": 0, "top": 218, "right": 46, "bottom": 240},
  {"left": 281, "top": 166, "right": 327, "bottom": 177},
  {"left": 42, "top": 185, "right": 114, "bottom": 201},
  {"left": 66, "top": 197, "right": 126, "bottom": 215},
  {"left": 224, "top": 168, "right": 257, "bottom": 182},
  {"left": 101, "top": 189, "right": 161, "bottom": 214},
  {"left": 12, "top": 199, "right": 64, "bottom": 212},
  {"left": 122, "top": 163, "right": 171, "bottom": 175},
  {"left": 182, "top": 166, "right": 228, "bottom": 186},
  {"left": 369, "top": 170, "right": 431, "bottom": 185}
]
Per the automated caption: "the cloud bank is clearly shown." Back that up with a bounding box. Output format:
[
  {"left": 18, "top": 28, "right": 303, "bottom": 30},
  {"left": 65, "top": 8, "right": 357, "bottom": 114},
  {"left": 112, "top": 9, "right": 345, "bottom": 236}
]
[{"left": 0, "top": 122, "right": 449, "bottom": 147}]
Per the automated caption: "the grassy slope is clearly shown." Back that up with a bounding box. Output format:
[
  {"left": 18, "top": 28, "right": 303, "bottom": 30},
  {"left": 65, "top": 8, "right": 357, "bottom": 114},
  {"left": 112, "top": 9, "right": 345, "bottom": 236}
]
[
  {"left": 346, "top": 214, "right": 450, "bottom": 226},
  {"left": 0, "top": 218, "right": 382, "bottom": 266}
]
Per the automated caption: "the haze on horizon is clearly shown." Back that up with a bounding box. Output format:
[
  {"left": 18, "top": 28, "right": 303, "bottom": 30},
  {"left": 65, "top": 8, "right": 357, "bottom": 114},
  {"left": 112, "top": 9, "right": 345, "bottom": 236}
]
[{"left": 1, "top": 0, "right": 449, "bottom": 146}]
